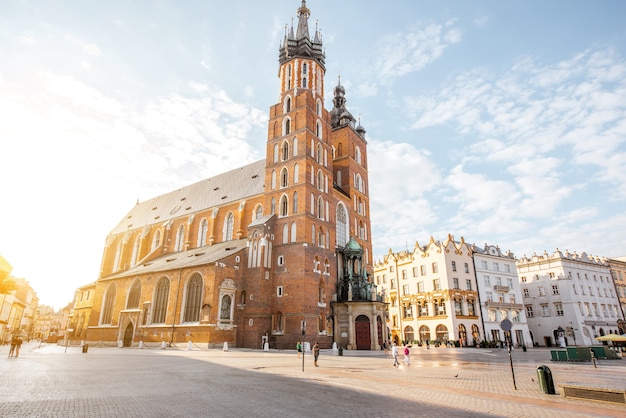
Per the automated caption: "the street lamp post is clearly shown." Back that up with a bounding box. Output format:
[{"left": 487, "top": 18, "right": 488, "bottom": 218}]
[{"left": 301, "top": 319, "right": 306, "bottom": 372}]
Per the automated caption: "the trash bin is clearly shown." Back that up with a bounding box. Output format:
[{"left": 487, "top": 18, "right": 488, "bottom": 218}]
[
  {"left": 82, "top": 344, "right": 89, "bottom": 353},
  {"left": 536, "top": 365, "right": 555, "bottom": 394},
  {"left": 338, "top": 347, "right": 343, "bottom": 356}
]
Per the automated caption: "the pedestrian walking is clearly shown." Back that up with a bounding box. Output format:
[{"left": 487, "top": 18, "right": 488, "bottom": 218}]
[
  {"left": 313, "top": 342, "right": 320, "bottom": 367},
  {"left": 403, "top": 344, "right": 410, "bottom": 365},
  {"left": 383, "top": 340, "right": 389, "bottom": 355},
  {"left": 296, "top": 340, "right": 302, "bottom": 359},
  {"left": 392, "top": 342, "right": 399, "bottom": 367},
  {"left": 15, "top": 337, "right": 23, "bottom": 358},
  {"left": 8, "top": 335, "right": 17, "bottom": 358}
]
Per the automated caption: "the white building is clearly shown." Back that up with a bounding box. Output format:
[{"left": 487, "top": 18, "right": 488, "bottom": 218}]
[
  {"left": 517, "top": 249, "right": 623, "bottom": 347},
  {"left": 472, "top": 243, "right": 532, "bottom": 348},
  {"left": 374, "top": 235, "right": 483, "bottom": 347}
]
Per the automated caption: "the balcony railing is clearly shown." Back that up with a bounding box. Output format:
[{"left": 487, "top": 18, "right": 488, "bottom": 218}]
[
  {"left": 493, "top": 285, "right": 510, "bottom": 292},
  {"left": 484, "top": 301, "right": 523, "bottom": 309}
]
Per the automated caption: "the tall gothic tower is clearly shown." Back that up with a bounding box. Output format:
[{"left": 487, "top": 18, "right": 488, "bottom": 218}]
[
  {"left": 259, "top": 0, "right": 338, "bottom": 348},
  {"left": 252, "top": 1, "right": 380, "bottom": 350}
]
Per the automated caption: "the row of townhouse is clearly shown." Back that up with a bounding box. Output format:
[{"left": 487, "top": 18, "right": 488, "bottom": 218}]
[
  {"left": 518, "top": 249, "right": 624, "bottom": 347},
  {"left": 374, "top": 235, "right": 625, "bottom": 348},
  {"left": 0, "top": 255, "right": 40, "bottom": 343}
]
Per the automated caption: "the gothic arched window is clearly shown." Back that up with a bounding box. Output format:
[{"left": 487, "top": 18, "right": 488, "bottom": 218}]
[
  {"left": 183, "top": 274, "right": 203, "bottom": 323},
  {"left": 126, "top": 279, "right": 141, "bottom": 309},
  {"left": 174, "top": 224, "right": 185, "bottom": 251},
  {"left": 198, "top": 218, "right": 208, "bottom": 247},
  {"left": 100, "top": 283, "right": 116, "bottom": 325},
  {"left": 224, "top": 212, "right": 234, "bottom": 241},
  {"left": 152, "top": 277, "right": 170, "bottom": 324}
]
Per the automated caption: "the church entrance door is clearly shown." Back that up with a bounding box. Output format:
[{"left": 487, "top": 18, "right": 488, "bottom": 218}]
[
  {"left": 355, "top": 315, "right": 370, "bottom": 350},
  {"left": 123, "top": 323, "right": 134, "bottom": 347}
]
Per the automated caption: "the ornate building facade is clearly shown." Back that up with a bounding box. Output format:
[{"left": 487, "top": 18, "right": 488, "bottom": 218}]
[
  {"left": 374, "top": 235, "right": 482, "bottom": 347},
  {"left": 80, "top": 1, "right": 382, "bottom": 350}
]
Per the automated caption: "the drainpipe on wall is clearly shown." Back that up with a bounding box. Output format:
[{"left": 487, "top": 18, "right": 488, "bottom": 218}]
[{"left": 170, "top": 268, "right": 183, "bottom": 346}]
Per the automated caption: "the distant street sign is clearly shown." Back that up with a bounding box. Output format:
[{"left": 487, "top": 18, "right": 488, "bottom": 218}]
[{"left": 500, "top": 319, "right": 512, "bottom": 332}]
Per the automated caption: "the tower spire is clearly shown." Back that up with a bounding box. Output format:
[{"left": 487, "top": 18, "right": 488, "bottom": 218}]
[
  {"left": 279, "top": 1, "right": 325, "bottom": 68},
  {"left": 296, "top": 0, "right": 310, "bottom": 40}
]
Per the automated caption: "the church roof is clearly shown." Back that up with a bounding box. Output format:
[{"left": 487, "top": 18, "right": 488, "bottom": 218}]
[
  {"left": 110, "top": 160, "right": 266, "bottom": 235},
  {"left": 101, "top": 239, "right": 248, "bottom": 280}
]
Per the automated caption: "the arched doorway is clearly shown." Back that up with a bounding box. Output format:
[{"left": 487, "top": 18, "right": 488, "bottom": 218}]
[
  {"left": 471, "top": 324, "right": 480, "bottom": 346},
  {"left": 404, "top": 326, "right": 414, "bottom": 344},
  {"left": 458, "top": 324, "right": 467, "bottom": 347},
  {"left": 123, "top": 323, "right": 134, "bottom": 347},
  {"left": 355, "top": 315, "right": 370, "bottom": 350},
  {"left": 436, "top": 324, "right": 448, "bottom": 343}
]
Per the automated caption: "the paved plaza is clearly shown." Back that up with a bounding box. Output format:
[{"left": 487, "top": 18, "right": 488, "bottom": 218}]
[{"left": 1, "top": 342, "right": 625, "bottom": 417}]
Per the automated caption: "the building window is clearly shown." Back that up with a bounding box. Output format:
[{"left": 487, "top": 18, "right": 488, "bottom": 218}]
[
  {"left": 126, "top": 280, "right": 141, "bottom": 310},
  {"left": 219, "top": 294, "right": 232, "bottom": 320},
  {"left": 552, "top": 302, "right": 563, "bottom": 316},
  {"left": 412, "top": 267, "right": 418, "bottom": 277},
  {"left": 432, "top": 262, "right": 438, "bottom": 274},
  {"left": 511, "top": 310, "right": 519, "bottom": 322},
  {"left": 538, "top": 287, "right": 545, "bottom": 296},
  {"left": 152, "top": 277, "right": 170, "bottom": 324},
  {"left": 282, "top": 141, "right": 289, "bottom": 161},
  {"left": 280, "top": 195, "right": 289, "bottom": 217},
  {"left": 130, "top": 236, "right": 140, "bottom": 267},
  {"left": 151, "top": 229, "right": 161, "bottom": 251},
  {"left": 335, "top": 203, "right": 348, "bottom": 247},
  {"left": 402, "top": 270, "right": 407, "bottom": 280},
  {"left": 420, "top": 265, "right": 426, "bottom": 275},
  {"left": 433, "top": 279, "right": 440, "bottom": 290},
  {"left": 403, "top": 284, "right": 409, "bottom": 295},
  {"left": 525, "top": 305, "right": 533, "bottom": 318},
  {"left": 523, "top": 288, "right": 529, "bottom": 297},
  {"left": 277, "top": 286, "right": 283, "bottom": 297},
  {"left": 466, "top": 279, "right": 472, "bottom": 290},
  {"left": 281, "top": 167, "right": 289, "bottom": 187},
  {"left": 464, "top": 263, "right": 469, "bottom": 273},
  {"left": 174, "top": 224, "right": 185, "bottom": 252},
  {"left": 541, "top": 304, "right": 549, "bottom": 316},
  {"left": 100, "top": 283, "right": 116, "bottom": 325},
  {"left": 183, "top": 274, "right": 203, "bottom": 322},
  {"left": 481, "top": 261, "right": 488, "bottom": 269},
  {"left": 451, "top": 261, "right": 457, "bottom": 271},
  {"left": 198, "top": 218, "right": 208, "bottom": 247},
  {"left": 453, "top": 278, "right": 459, "bottom": 289},
  {"left": 551, "top": 285, "right": 559, "bottom": 295},
  {"left": 224, "top": 212, "right": 234, "bottom": 241}
]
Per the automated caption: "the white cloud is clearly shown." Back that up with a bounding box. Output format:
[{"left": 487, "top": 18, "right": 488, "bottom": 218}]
[
  {"left": 369, "top": 140, "right": 442, "bottom": 257},
  {"left": 358, "top": 19, "right": 462, "bottom": 96}
]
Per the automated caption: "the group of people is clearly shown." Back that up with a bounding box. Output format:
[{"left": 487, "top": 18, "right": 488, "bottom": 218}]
[
  {"left": 384, "top": 341, "right": 411, "bottom": 367},
  {"left": 296, "top": 340, "right": 320, "bottom": 367},
  {"left": 8, "top": 335, "right": 23, "bottom": 358},
  {"left": 297, "top": 339, "right": 413, "bottom": 368}
]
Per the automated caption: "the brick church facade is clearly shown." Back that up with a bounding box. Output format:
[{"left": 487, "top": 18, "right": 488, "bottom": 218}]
[{"left": 78, "top": 1, "right": 384, "bottom": 350}]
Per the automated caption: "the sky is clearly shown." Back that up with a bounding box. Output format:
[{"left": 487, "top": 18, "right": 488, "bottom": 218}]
[{"left": 1, "top": 0, "right": 626, "bottom": 310}]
